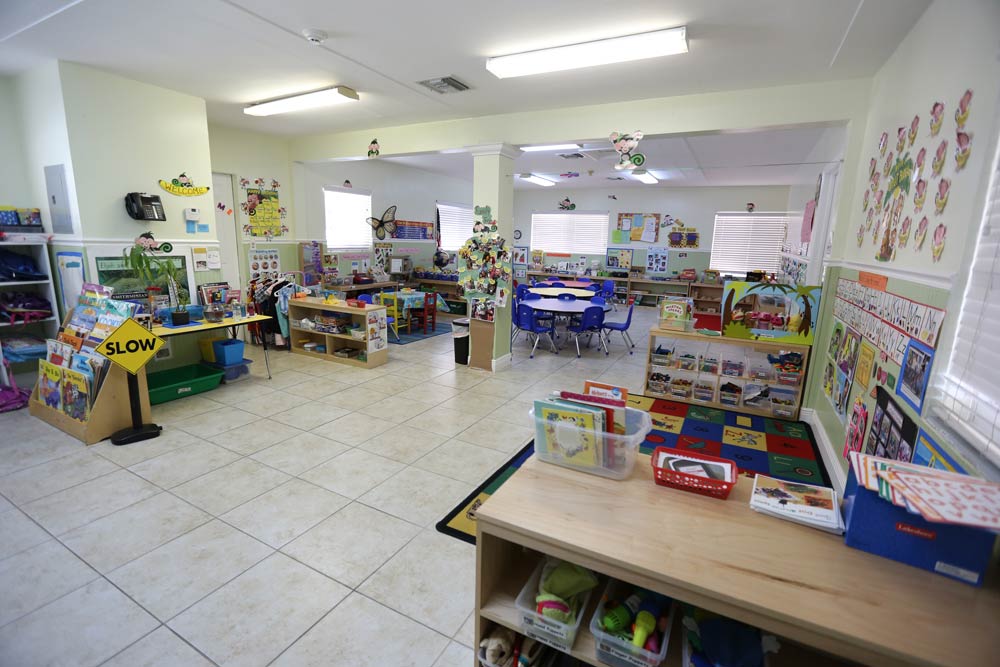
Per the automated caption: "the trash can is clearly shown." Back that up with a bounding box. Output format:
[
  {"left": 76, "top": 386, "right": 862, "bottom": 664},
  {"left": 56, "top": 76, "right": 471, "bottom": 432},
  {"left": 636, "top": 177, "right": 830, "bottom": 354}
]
[{"left": 452, "top": 317, "right": 470, "bottom": 365}]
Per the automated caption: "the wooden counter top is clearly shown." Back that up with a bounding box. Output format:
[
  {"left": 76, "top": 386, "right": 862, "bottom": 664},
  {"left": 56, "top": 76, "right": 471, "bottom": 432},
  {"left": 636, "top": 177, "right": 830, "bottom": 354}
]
[{"left": 476, "top": 455, "right": 1000, "bottom": 667}]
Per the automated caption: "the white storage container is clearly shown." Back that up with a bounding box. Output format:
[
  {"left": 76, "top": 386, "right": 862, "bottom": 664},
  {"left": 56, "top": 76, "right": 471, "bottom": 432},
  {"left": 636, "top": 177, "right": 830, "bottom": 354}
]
[
  {"left": 514, "top": 560, "right": 596, "bottom": 653},
  {"left": 531, "top": 407, "right": 653, "bottom": 480},
  {"left": 590, "top": 580, "right": 675, "bottom": 667}
]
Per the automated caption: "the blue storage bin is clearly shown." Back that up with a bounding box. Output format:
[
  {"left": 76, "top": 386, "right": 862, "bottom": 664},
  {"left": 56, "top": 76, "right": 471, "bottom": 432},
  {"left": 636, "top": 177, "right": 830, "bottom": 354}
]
[
  {"left": 212, "top": 339, "right": 245, "bottom": 366},
  {"left": 202, "top": 359, "right": 253, "bottom": 383}
]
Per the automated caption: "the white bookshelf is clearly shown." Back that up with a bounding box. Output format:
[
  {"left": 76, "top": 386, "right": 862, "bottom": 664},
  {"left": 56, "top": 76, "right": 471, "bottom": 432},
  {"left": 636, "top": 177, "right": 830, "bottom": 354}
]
[{"left": 0, "top": 240, "right": 59, "bottom": 386}]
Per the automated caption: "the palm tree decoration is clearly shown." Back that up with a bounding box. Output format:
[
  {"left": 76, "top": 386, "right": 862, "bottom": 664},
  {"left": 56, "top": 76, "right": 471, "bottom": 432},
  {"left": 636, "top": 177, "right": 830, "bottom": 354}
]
[{"left": 722, "top": 281, "right": 821, "bottom": 343}]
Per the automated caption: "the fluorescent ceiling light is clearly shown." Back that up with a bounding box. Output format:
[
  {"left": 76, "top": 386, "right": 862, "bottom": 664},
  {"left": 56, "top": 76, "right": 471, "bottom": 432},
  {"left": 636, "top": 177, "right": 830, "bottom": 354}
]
[
  {"left": 244, "top": 86, "right": 359, "bottom": 116},
  {"left": 519, "top": 173, "right": 555, "bottom": 187},
  {"left": 633, "top": 170, "right": 658, "bottom": 184},
  {"left": 521, "top": 143, "right": 582, "bottom": 152},
  {"left": 486, "top": 27, "right": 687, "bottom": 78}
]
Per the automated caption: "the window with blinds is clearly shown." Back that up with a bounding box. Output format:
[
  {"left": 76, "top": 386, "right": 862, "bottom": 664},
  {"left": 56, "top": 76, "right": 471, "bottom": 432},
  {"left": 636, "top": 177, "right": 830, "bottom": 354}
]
[
  {"left": 530, "top": 211, "right": 609, "bottom": 255},
  {"left": 928, "top": 136, "right": 1000, "bottom": 468},
  {"left": 324, "top": 186, "right": 372, "bottom": 250},
  {"left": 709, "top": 212, "right": 791, "bottom": 276},
  {"left": 437, "top": 201, "right": 474, "bottom": 251}
]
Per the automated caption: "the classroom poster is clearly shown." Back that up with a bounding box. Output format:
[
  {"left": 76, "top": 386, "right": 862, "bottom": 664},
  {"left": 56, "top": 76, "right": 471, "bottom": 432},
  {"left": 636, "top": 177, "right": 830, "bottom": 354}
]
[
  {"left": 248, "top": 248, "right": 281, "bottom": 281},
  {"left": 391, "top": 220, "right": 435, "bottom": 240},
  {"left": 855, "top": 341, "right": 876, "bottom": 389},
  {"left": 530, "top": 249, "right": 544, "bottom": 269},
  {"left": 366, "top": 308, "right": 387, "bottom": 353},
  {"left": 865, "top": 386, "right": 918, "bottom": 462},
  {"left": 646, "top": 247, "right": 669, "bottom": 273},
  {"left": 192, "top": 247, "right": 209, "bottom": 272},
  {"left": 240, "top": 177, "right": 286, "bottom": 239},
  {"left": 56, "top": 251, "right": 85, "bottom": 314},
  {"left": 512, "top": 247, "right": 528, "bottom": 266},
  {"left": 897, "top": 338, "right": 934, "bottom": 413},
  {"left": 605, "top": 248, "right": 633, "bottom": 269},
  {"left": 373, "top": 242, "right": 392, "bottom": 271}
]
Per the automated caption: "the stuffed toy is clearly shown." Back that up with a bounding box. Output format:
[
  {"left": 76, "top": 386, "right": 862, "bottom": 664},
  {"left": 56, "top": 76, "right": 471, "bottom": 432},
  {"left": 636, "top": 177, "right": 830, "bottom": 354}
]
[
  {"left": 479, "top": 626, "right": 515, "bottom": 666},
  {"left": 535, "top": 559, "right": 599, "bottom": 624}
]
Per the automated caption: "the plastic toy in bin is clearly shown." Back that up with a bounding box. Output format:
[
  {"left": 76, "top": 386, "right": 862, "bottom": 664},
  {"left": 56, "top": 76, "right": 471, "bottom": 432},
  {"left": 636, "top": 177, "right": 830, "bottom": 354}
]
[{"left": 591, "top": 580, "right": 675, "bottom": 667}]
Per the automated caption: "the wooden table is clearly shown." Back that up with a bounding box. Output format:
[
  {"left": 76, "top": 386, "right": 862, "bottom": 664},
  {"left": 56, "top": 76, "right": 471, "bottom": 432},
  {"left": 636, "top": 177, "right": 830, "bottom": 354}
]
[
  {"left": 337, "top": 281, "right": 397, "bottom": 293},
  {"left": 528, "top": 287, "right": 598, "bottom": 299},
  {"left": 151, "top": 314, "right": 274, "bottom": 378},
  {"left": 475, "top": 454, "right": 1000, "bottom": 667}
]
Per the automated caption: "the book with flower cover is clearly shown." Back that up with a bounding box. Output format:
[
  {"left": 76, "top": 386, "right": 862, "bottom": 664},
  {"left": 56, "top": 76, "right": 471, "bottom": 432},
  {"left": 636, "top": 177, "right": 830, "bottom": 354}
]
[{"left": 533, "top": 398, "right": 604, "bottom": 468}]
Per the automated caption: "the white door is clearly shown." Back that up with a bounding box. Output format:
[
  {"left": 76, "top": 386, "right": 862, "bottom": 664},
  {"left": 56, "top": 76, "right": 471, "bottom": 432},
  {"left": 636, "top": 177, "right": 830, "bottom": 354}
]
[{"left": 212, "top": 173, "right": 242, "bottom": 289}]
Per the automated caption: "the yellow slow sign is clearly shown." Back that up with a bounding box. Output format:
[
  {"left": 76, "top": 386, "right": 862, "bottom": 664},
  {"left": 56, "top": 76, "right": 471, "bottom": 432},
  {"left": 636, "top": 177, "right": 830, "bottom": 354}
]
[{"left": 95, "top": 318, "right": 164, "bottom": 375}]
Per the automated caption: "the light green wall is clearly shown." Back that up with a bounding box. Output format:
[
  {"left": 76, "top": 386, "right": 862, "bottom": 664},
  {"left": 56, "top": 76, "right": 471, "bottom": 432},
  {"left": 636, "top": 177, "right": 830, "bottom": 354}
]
[
  {"left": 0, "top": 76, "right": 30, "bottom": 207},
  {"left": 59, "top": 62, "right": 215, "bottom": 241}
]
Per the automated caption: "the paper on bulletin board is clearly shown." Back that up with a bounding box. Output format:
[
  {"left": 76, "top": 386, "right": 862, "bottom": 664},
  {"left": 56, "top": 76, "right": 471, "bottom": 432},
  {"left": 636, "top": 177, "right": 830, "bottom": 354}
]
[
  {"left": 56, "top": 251, "right": 85, "bottom": 314},
  {"left": 801, "top": 199, "right": 816, "bottom": 242},
  {"left": 192, "top": 247, "right": 209, "bottom": 272},
  {"left": 206, "top": 249, "right": 221, "bottom": 270}
]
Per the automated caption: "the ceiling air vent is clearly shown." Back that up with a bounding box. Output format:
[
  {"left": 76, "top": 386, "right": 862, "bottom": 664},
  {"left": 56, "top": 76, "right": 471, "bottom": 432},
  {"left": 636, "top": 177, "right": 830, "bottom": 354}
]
[
  {"left": 558, "top": 152, "right": 587, "bottom": 160},
  {"left": 417, "top": 76, "right": 470, "bottom": 94}
]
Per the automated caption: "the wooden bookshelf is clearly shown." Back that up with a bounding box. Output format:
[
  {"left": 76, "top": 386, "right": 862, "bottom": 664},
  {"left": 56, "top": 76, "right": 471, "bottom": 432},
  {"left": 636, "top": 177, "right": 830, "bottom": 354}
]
[
  {"left": 287, "top": 298, "right": 388, "bottom": 369},
  {"left": 475, "top": 455, "right": 999, "bottom": 667}
]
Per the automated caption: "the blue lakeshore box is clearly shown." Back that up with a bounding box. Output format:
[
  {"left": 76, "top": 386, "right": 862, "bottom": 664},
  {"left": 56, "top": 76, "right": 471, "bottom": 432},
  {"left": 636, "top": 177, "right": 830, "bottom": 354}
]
[{"left": 842, "top": 468, "right": 996, "bottom": 586}]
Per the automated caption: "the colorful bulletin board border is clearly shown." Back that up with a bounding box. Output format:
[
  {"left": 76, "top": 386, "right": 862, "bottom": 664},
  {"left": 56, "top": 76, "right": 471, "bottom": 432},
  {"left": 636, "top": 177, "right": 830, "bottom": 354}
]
[
  {"left": 912, "top": 428, "right": 967, "bottom": 473},
  {"left": 834, "top": 277, "right": 945, "bottom": 366},
  {"left": 896, "top": 337, "right": 934, "bottom": 413},
  {"left": 391, "top": 219, "right": 435, "bottom": 240}
]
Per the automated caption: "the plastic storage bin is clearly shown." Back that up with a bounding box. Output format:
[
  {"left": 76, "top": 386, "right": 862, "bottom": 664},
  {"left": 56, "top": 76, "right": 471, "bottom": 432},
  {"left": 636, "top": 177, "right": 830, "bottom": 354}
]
[
  {"left": 718, "top": 380, "right": 743, "bottom": 406},
  {"left": 698, "top": 353, "right": 720, "bottom": 374},
  {"left": 590, "top": 580, "right": 675, "bottom": 667},
  {"left": 669, "top": 373, "right": 694, "bottom": 399},
  {"left": 776, "top": 371, "right": 801, "bottom": 386},
  {"left": 515, "top": 560, "right": 595, "bottom": 652},
  {"left": 531, "top": 407, "right": 653, "bottom": 480},
  {"left": 651, "top": 447, "right": 737, "bottom": 500},
  {"left": 199, "top": 336, "right": 227, "bottom": 363},
  {"left": 692, "top": 377, "right": 717, "bottom": 402},
  {"left": 770, "top": 387, "right": 797, "bottom": 418},
  {"left": 147, "top": 364, "right": 224, "bottom": 405},
  {"left": 742, "top": 383, "right": 770, "bottom": 411},
  {"left": 212, "top": 339, "right": 245, "bottom": 366},
  {"left": 204, "top": 358, "right": 253, "bottom": 383},
  {"left": 720, "top": 351, "right": 745, "bottom": 377}
]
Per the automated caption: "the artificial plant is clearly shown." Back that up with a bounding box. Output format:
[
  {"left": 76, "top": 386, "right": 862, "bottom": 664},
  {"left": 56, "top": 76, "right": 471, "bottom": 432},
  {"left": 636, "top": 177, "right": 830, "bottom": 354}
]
[{"left": 123, "top": 233, "right": 183, "bottom": 311}]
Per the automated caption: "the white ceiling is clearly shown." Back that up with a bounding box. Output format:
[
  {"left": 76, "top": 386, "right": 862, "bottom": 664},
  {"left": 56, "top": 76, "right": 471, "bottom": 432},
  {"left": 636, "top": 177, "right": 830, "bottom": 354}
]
[
  {"left": 378, "top": 125, "right": 847, "bottom": 189},
  {"left": 0, "top": 0, "right": 929, "bottom": 136}
]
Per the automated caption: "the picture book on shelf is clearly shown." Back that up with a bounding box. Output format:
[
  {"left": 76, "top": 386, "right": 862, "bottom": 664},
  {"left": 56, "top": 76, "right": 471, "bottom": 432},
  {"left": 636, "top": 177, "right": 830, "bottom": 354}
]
[
  {"left": 61, "top": 367, "right": 91, "bottom": 422},
  {"left": 46, "top": 339, "right": 74, "bottom": 367},
  {"left": 533, "top": 398, "right": 605, "bottom": 468},
  {"left": 583, "top": 380, "right": 629, "bottom": 402},
  {"left": 37, "top": 360, "right": 63, "bottom": 411},
  {"left": 557, "top": 391, "right": 626, "bottom": 434},
  {"left": 750, "top": 475, "right": 844, "bottom": 534}
]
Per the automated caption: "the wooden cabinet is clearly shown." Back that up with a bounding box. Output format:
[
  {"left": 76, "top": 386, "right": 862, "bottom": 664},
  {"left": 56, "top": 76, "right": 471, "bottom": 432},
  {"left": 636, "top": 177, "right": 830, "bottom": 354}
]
[
  {"left": 287, "top": 298, "right": 388, "bottom": 368},
  {"left": 645, "top": 327, "right": 810, "bottom": 419}
]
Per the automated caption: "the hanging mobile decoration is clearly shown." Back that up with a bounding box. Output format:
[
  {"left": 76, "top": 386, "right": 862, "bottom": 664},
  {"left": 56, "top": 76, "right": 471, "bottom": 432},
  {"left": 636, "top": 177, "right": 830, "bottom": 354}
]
[
  {"left": 609, "top": 131, "right": 645, "bottom": 170},
  {"left": 343, "top": 180, "right": 353, "bottom": 188},
  {"left": 558, "top": 197, "right": 576, "bottom": 210},
  {"left": 367, "top": 205, "right": 398, "bottom": 240},
  {"left": 367, "top": 138, "right": 380, "bottom": 158}
]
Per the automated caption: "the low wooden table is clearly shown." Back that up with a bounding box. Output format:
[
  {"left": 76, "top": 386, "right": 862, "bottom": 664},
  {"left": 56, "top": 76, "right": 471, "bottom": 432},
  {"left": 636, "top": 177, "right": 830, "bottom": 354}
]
[
  {"left": 151, "top": 314, "right": 273, "bottom": 378},
  {"left": 475, "top": 454, "right": 1000, "bottom": 667}
]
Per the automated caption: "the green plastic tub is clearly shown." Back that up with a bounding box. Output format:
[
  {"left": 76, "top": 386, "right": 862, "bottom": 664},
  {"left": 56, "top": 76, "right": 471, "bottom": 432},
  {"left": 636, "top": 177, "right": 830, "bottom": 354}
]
[{"left": 147, "top": 364, "right": 225, "bottom": 405}]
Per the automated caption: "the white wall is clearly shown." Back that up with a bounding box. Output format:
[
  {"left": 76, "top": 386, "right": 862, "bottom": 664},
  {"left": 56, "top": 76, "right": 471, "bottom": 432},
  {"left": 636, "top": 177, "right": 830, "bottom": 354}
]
[
  {"left": 513, "top": 185, "right": 792, "bottom": 251},
  {"left": 835, "top": 0, "right": 1000, "bottom": 275},
  {"left": 58, "top": 62, "right": 215, "bottom": 241},
  {"left": 293, "top": 159, "right": 472, "bottom": 241},
  {"left": 12, "top": 61, "right": 81, "bottom": 236},
  {"left": 0, "top": 76, "right": 30, "bottom": 207}
]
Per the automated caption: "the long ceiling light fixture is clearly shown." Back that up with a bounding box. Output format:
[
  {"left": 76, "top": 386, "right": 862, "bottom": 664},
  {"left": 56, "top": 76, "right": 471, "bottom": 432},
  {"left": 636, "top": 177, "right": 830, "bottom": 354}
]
[
  {"left": 520, "top": 143, "right": 582, "bottom": 152},
  {"left": 519, "top": 173, "right": 556, "bottom": 187},
  {"left": 244, "top": 86, "right": 359, "bottom": 116},
  {"left": 633, "top": 170, "right": 658, "bottom": 184},
  {"left": 486, "top": 27, "right": 687, "bottom": 78}
]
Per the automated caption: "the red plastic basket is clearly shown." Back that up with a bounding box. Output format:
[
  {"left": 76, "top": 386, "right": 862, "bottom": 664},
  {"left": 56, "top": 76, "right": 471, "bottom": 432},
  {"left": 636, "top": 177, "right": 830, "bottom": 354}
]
[{"left": 650, "top": 447, "right": 737, "bottom": 499}]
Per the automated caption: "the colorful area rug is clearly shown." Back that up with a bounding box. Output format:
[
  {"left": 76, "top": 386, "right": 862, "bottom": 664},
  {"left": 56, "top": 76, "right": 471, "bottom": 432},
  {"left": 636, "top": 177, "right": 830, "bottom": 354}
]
[
  {"left": 436, "top": 394, "right": 830, "bottom": 544},
  {"left": 389, "top": 320, "right": 452, "bottom": 345}
]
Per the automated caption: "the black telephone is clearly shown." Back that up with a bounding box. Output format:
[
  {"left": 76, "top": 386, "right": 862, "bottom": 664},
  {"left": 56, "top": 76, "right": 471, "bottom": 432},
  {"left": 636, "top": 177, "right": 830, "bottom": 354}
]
[{"left": 124, "top": 193, "right": 166, "bottom": 221}]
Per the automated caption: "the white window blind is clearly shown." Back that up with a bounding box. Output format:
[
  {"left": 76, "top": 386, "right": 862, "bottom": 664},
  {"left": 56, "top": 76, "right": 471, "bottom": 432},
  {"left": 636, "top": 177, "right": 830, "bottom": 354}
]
[
  {"left": 929, "top": 135, "right": 1000, "bottom": 467},
  {"left": 530, "top": 211, "right": 609, "bottom": 255},
  {"left": 324, "top": 187, "right": 372, "bottom": 250},
  {"left": 437, "top": 201, "right": 474, "bottom": 251},
  {"left": 709, "top": 212, "right": 791, "bottom": 275}
]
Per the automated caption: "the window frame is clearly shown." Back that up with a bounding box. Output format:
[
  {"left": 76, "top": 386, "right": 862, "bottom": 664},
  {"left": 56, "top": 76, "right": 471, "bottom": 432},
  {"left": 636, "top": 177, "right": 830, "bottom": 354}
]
[
  {"left": 436, "top": 201, "right": 474, "bottom": 252},
  {"left": 709, "top": 211, "right": 793, "bottom": 277},
  {"left": 529, "top": 210, "right": 610, "bottom": 255},
  {"left": 323, "top": 185, "right": 373, "bottom": 251}
]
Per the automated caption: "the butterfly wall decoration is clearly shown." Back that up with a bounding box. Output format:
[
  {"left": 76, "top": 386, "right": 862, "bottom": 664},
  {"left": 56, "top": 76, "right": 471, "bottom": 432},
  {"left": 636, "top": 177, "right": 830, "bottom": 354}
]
[{"left": 368, "top": 205, "right": 397, "bottom": 240}]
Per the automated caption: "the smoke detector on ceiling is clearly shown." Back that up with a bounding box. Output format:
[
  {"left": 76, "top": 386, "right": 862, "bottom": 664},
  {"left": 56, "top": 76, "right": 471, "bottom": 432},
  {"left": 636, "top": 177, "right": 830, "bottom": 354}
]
[
  {"left": 417, "top": 76, "right": 470, "bottom": 94},
  {"left": 301, "top": 28, "right": 328, "bottom": 45}
]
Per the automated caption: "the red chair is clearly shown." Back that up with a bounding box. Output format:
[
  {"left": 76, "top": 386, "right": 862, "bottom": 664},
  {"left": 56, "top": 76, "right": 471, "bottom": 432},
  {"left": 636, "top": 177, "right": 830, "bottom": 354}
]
[{"left": 410, "top": 292, "right": 437, "bottom": 334}]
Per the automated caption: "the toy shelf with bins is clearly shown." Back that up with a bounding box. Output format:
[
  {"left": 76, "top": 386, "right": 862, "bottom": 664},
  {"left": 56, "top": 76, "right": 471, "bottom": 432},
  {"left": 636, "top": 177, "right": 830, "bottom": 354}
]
[
  {"left": 287, "top": 297, "right": 388, "bottom": 369},
  {"left": 473, "top": 455, "right": 927, "bottom": 667},
  {"left": 645, "top": 327, "right": 810, "bottom": 419}
]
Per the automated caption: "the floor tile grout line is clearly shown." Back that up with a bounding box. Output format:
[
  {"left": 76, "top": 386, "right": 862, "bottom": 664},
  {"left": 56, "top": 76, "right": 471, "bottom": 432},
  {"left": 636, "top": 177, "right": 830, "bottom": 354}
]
[{"left": 94, "top": 624, "right": 222, "bottom": 667}]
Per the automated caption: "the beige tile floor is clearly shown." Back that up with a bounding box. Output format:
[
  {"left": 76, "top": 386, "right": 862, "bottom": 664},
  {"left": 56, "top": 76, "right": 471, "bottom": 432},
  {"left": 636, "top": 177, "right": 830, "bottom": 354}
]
[{"left": 0, "top": 305, "right": 655, "bottom": 666}]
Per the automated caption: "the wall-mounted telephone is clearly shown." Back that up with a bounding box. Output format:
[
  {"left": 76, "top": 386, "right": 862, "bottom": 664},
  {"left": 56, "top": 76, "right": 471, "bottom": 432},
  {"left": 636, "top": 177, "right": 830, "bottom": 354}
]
[{"left": 124, "top": 193, "right": 166, "bottom": 221}]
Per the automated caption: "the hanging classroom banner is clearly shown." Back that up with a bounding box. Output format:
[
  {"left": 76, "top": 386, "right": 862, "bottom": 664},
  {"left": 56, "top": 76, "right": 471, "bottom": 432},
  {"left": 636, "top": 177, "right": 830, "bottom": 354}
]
[
  {"left": 239, "top": 177, "right": 287, "bottom": 239},
  {"left": 391, "top": 219, "right": 435, "bottom": 240}
]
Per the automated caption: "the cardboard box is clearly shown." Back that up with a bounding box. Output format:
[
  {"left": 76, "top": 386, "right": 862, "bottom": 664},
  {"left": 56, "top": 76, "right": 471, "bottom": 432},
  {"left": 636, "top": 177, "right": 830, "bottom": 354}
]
[{"left": 842, "top": 468, "right": 996, "bottom": 586}]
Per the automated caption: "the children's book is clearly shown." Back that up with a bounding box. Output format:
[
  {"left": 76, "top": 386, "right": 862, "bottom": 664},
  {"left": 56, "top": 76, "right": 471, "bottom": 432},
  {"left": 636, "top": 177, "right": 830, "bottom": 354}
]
[
  {"left": 583, "top": 380, "right": 629, "bottom": 403},
  {"left": 87, "top": 310, "right": 126, "bottom": 346},
  {"left": 46, "top": 339, "right": 74, "bottom": 367},
  {"left": 533, "top": 398, "right": 604, "bottom": 468},
  {"left": 66, "top": 305, "right": 101, "bottom": 338},
  {"left": 37, "top": 360, "right": 63, "bottom": 411},
  {"left": 750, "top": 475, "right": 844, "bottom": 534},
  {"left": 57, "top": 331, "right": 85, "bottom": 351},
  {"left": 61, "top": 367, "right": 91, "bottom": 422}
]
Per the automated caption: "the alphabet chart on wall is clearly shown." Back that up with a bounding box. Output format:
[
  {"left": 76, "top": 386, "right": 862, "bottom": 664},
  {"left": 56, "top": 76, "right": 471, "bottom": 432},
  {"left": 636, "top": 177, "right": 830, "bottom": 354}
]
[{"left": 834, "top": 278, "right": 945, "bottom": 365}]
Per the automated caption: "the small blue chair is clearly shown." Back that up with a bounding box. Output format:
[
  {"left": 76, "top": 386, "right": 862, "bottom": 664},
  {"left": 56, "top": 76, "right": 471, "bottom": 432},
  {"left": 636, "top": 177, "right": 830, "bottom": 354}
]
[
  {"left": 577, "top": 277, "right": 592, "bottom": 282},
  {"left": 591, "top": 296, "right": 606, "bottom": 306},
  {"left": 586, "top": 284, "right": 601, "bottom": 293},
  {"left": 550, "top": 281, "right": 566, "bottom": 288},
  {"left": 357, "top": 293, "right": 373, "bottom": 304},
  {"left": 357, "top": 293, "right": 399, "bottom": 341},
  {"left": 565, "top": 305, "right": 609, "bottom": 357},
  {"left": 602, "top": 302, "right": 636, "bottom": 353},
  {"left": 557, "top": 293, "right": 576, "bottom": 301},
  {"left": 518, "top": 304, "right": 558, "bottom": 358},
  {"left": 516, "top": 284, "right": 530, "bottom": 300},
  {"left": 601, "top": 279, "right": 617, "bottom": 310}
]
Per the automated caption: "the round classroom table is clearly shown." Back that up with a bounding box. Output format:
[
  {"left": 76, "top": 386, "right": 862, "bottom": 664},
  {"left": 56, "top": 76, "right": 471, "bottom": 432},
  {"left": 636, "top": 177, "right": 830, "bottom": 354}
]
[
  {"left": 528, "top": 287, "right": 598, "bottom": 299},
  {"left": 520, "top": 298, "right": 611, "bottom": 315},
  {"left": 536, "top": 279, "right": 595, "bottom": 289}
]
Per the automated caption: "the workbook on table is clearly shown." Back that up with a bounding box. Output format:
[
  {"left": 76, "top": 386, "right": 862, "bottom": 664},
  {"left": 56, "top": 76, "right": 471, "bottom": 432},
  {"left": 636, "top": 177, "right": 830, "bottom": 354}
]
[
  {"left": 750, "top": 475, "right": 844, "bottom": 534},
  {"left": 533, "top": 398, "right": 606, "bottom": 469}
]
